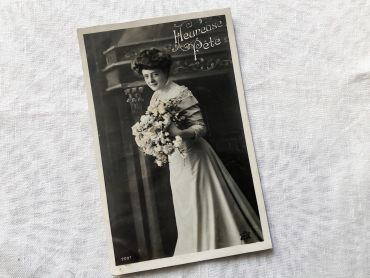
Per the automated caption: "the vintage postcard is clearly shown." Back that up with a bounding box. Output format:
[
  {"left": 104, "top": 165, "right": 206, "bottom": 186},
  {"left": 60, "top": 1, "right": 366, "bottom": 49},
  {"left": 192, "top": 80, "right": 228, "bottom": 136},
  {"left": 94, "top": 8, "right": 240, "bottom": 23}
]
[{"left": 77, "top": 8, "right": 271, "bottom": 275}]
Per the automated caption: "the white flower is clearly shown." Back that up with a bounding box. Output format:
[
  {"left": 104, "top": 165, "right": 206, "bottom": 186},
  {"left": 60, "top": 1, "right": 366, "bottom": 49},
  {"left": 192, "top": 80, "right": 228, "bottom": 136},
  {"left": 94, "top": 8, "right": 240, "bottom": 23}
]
[
  {"left": 140, "top": 115, "right": 151, "bottom": 125},
  {"left": 162, "top": 144, "right": 174, "bottom": 155},
  {"left": 150, "top": 133, "right": 158, "bottom": 141},
  {"left": 157, "top": 102, "right": 166, "bottom": 114},
  {"left": 135, "top": 136, "right": 144, "bottom": 147},
  {"left": 163, "top": 114, "right": 171, "bottom": 126},
  {"left": 154, "top": 145, "right": 162, "bottom": 153},
  {"left": 154, "top": 121, "right": 162, "bottom": 128},
  {"left": 173, "top": 136, "right": 183, "bottom": 148}
]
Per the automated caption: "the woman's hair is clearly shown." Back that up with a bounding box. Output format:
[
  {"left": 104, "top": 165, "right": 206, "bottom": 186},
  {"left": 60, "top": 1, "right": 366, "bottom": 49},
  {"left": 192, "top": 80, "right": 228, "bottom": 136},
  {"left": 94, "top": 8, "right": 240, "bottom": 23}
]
[{"left": 131, "top": 48, "right": 172, "bottom": 76}]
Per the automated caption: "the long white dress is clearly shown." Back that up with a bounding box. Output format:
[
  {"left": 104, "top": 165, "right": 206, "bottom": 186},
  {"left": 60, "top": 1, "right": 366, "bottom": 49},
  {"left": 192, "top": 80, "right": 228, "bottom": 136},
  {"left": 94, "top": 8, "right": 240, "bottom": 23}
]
[{"left": 150, "top": 80, "right": 263, "bottom": 255}]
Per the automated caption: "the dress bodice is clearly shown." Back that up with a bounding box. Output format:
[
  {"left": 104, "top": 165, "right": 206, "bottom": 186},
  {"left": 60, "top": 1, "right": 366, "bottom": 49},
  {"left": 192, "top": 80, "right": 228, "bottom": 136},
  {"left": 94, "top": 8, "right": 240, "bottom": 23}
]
[{"left": 149, "top": 81, "right": 207, "bottom": 139}]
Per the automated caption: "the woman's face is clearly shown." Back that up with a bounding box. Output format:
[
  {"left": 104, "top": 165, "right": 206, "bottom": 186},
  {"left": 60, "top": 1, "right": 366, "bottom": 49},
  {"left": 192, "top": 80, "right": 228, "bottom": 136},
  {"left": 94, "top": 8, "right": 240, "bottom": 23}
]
[{"left": 142, "top": 69, "right": 168, "bottom": 91}]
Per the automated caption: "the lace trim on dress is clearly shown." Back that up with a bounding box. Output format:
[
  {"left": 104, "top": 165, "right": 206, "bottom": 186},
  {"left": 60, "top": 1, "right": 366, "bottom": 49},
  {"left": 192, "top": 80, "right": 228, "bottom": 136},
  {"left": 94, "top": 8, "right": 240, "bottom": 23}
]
[
  {"left": 150, "top": 85, "right": 194, "bottom": 106},
  {"left": 176, "top": 86, "right": 193, "bottom": 101}
]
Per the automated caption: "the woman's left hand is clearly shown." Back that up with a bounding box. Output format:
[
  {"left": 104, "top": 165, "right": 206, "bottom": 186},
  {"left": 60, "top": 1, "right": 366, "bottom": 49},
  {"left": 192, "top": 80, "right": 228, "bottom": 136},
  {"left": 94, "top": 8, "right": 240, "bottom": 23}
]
[{"left": 168, "top": 122, "right": 182, "bottom": 137}]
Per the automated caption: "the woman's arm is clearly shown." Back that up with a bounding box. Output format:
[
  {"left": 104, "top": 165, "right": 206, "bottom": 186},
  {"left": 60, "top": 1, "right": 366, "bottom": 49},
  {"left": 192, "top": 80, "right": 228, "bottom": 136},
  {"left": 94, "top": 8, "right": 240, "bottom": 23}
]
[
  {"left": 169, "top": 88, "right": 207, "bottom": 139},
  {"left": 168, "top": 123, "right": 193, "bottom": 139},
  {"left": 168, "top": 122, "right": 206, "bottom": 139}
]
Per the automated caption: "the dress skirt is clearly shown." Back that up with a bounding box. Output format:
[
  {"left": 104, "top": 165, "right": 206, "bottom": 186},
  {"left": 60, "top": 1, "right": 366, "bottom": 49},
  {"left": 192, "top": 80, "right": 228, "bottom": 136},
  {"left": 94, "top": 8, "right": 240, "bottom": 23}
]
[{"left": 168, "top": 137, "right": 263, "bottom": 255}]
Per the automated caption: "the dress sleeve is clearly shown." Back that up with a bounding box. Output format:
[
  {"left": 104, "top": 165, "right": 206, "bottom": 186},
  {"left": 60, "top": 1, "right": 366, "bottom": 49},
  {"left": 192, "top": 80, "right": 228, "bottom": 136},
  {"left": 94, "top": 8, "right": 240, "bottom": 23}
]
[{"left": 177, "top": 88, "right": 207, "bottom": 139}]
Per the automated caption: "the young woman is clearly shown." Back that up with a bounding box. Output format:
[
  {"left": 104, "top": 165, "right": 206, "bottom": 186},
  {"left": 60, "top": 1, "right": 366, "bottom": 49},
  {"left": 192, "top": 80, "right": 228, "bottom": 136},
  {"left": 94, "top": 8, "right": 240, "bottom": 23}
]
[{"left": 131, "top": 48, "right": 263, "bottom": 255}]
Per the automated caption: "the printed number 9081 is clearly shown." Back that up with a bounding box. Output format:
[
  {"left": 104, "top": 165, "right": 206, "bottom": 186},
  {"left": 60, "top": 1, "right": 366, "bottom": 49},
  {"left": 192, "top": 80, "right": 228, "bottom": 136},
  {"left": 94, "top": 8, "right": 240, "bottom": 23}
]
[{"left": 121, "top": 255, "right": 133, "bottom": 262}]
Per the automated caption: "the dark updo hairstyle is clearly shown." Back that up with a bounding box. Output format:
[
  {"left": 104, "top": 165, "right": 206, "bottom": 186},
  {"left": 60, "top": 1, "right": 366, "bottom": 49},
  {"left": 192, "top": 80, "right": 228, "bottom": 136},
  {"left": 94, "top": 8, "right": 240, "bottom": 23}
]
[{"left": 131, "top": 48, "right": 172, "bottom": 76}]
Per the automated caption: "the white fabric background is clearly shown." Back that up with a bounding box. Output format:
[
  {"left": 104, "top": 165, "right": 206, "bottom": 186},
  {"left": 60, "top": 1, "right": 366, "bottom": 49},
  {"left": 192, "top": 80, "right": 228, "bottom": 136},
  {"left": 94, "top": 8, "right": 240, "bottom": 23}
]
[{"left": 1, "top": 0, "right": 369, "bottom": 277}]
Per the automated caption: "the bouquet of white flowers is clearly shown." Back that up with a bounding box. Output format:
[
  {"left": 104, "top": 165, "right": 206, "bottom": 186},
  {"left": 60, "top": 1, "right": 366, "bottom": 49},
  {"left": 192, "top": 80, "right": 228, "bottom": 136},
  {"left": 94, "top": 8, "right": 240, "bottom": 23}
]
[{"left": 131, "top": 98, "right": 186, "bottom": 167}]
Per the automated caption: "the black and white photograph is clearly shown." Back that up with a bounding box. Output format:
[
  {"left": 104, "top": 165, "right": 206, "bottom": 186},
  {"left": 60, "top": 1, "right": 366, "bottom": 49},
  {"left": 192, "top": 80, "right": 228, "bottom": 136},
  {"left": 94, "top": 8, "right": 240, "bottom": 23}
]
[{"left": 77, "top": 8, "right": 271, "bottom": 275}]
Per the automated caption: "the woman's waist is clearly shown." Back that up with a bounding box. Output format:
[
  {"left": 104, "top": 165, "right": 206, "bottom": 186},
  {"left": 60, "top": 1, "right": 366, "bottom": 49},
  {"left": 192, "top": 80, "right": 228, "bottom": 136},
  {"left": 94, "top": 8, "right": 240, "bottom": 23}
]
[{"left": 168, "top": 137, "right": 207, "bottom": 160}]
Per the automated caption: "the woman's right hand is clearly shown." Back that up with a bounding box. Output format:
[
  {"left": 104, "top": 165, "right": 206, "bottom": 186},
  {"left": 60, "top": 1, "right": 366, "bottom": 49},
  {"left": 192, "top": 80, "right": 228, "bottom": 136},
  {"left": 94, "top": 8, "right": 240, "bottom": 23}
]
[{"left": 168, "top": 122, "right": 183, "bottom": 137}]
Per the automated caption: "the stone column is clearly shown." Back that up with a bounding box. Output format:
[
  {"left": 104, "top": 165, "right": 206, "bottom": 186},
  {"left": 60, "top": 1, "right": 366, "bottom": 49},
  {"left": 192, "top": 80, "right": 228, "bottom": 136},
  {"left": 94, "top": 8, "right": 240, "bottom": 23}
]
[{"left": 124, "top": 86, "right": 164, "bottom": 259}]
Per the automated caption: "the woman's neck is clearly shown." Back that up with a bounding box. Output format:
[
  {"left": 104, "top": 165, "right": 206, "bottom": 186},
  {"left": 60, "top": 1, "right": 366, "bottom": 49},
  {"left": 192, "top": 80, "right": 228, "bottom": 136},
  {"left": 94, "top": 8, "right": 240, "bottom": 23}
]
[{"left": 156, "top": 79, "right": 176, "bottom": 98}]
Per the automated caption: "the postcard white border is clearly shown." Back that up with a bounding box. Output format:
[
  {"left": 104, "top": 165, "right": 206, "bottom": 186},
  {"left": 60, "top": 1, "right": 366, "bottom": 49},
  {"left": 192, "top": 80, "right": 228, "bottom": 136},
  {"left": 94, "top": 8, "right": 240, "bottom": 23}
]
[{"left": 77, "top": 7, "right": 272, "bottom": 275}]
